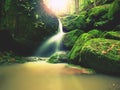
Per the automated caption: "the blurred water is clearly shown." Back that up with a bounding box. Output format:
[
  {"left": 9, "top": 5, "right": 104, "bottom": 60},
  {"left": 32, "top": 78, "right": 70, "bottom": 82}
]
[
  {"left": 0, "top": 62, "right": 120, "bottom": 90},
  {"left": 35, "top": 19, "right": 65, "bottom": 57}
]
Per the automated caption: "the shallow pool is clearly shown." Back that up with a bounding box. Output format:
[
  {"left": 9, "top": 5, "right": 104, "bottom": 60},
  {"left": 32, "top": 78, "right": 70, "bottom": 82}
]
[{"left": 0, "top": 62, "right": 120, "bottom": 90}]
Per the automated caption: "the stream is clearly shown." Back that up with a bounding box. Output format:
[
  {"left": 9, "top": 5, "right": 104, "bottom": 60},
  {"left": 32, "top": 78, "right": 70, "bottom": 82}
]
[{"left": 0, "top": 61, "right": 120, "bottom": 90}]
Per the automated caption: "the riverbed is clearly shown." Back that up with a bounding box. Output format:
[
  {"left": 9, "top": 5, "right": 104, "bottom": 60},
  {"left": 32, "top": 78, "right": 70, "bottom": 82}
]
[{"left": 0, "top": 62, "right": 120, "bottom": 90}]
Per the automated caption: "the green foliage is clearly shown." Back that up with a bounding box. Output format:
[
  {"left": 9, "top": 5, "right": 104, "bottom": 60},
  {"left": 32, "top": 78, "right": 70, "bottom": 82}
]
[
  {"left": 80, "top": 38, "right": 120, "bottom": 75},
  {"left": 0, "top": 51, "right": 25, "bottom": 65},
  {"left": 17, "top": 0, "right": 38, "bottom": 16}
]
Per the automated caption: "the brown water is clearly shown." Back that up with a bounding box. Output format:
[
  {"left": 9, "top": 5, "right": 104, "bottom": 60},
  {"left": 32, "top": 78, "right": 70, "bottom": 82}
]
[{"left": 0, "top": 62, "right": 120, "bottom": 90}]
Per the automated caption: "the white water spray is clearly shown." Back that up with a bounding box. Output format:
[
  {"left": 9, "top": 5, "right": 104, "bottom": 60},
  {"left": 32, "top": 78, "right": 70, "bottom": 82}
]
[{"left": 35, "top": 19, "right": 65, "bottom": 57}]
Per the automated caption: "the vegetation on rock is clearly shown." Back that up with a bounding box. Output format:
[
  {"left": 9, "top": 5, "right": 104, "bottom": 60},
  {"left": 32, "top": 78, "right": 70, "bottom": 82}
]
[
  {"left": 61, "top": 11, "right": 87, "bottom": 31},
  {"left": 0, "top": 51, "right": 25, "bottom": 65},
  {"left": 63, "top": 30, "right": 84, "bottom": 50},
  {"left": 80, "top": 38, "right": 120, "bottom": 75},
  {"left": 48, "top": 51, "right": 68, "bottom": 63},
  {"left": 0, "top": 0, "right": 120, "bottom": 76},
  {"left": 69, "top": 29, "right": 101, "bottom": 64},
  {"left": 104, "top": 31, "right": 120, "bottom": 40}
]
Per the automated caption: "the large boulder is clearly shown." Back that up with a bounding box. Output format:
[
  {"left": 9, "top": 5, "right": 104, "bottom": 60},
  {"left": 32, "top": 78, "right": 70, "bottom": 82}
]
[
  {"left": 63, "top": 30, "right": 84, "bottom": 50},
  {"left": 68, "top": 29, "right": 101, "bottom": 64},
  {"left": 80, "top": 38, "right": 120, "bottom": 75},
  {"left": 61, "top": 11, "right": 87, "bottom": 31},
  {"left": 86, "top": 4, "right": 110, "bottom": 30},
  {"left": 106, "top": 0, "right": 120, "bottom": 30}
]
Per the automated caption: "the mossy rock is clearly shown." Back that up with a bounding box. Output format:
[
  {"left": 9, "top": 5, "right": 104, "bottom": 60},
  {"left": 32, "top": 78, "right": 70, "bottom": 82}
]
[
  {"left": 48, "top": 51, "right": 68, "bottom": 63},
  {"left": 104, "top": 0, "right": 114, "bottom": 4},
  {"left": 87, "top": 5, "right": 109, "bottom": 20},
  {"left": 80, "top": 38, "right": 120, "bottom": 75},
  {"left": 63, "top": 30, "right": 84, "bottom": 50},
  {"left": 104, "top": 31, "right": 120, "bottom": 40},
  {"left": 108, "top": 0, "right": 120, "bottom": 20},
  {"left": 69, "top": 29, "right": 101, "bottom": 64},
  {"left": 86, "top": 4, "right": 110, "bottom": 29},
  {"left": 61, "top": 11, "right": 87, "bottom": 31},
  {"left": 105, "top": 0, "right": 120, "bottom": 30}
]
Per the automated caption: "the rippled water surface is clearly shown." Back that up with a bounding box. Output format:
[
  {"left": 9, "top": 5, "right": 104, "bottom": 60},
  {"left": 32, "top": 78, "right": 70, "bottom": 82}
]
[{"left": 0, "top": 62, "right": 120, "bottom": 90}]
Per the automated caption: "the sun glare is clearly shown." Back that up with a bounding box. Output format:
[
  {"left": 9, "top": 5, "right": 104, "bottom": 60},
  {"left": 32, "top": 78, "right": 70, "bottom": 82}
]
[{"left": 44, "top": 0, "right": 68, "bottom": 14}]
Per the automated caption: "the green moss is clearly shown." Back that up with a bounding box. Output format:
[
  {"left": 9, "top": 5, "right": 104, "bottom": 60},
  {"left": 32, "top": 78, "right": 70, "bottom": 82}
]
[
  {"left": 104, "top": 31, "right": 120, "bottom": 40},
  {"left": 89, "top": 5, "right": 108, "bottom": 19},
  {"left": 61, "top": 11, "right": 87, "bottom": 31},
  {"left": 86, "top": 4, "right": 110, "bottom": 28},
  {"left": 63, "top": 30, "right": 84, "bottom": 50},
  {"left": 88, "top": 29, "right": 102, "bottom": 37},
  {"left": 48, "top": 51, "right": 68, "bottom": 63},
  {"left": 87, "top": 4, "right": 109, "bottom": 22},
  {"left": 108, "top": 0, "right": 120, "bottom": 20},
  {"left": 69, "top": 29, "right": 101, "bottom": 64},
  {"left": 80, "top": 38, "right": 120, "bottom": 75}
]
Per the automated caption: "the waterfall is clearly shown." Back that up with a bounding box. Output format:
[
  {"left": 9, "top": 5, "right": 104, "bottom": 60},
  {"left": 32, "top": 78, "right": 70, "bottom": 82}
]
[{"left": 34, "top": 19, "right": 65, "bottom": 57}]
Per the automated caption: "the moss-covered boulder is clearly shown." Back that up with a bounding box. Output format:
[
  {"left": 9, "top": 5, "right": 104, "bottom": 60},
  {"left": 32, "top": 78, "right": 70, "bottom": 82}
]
[
  {"left": 63, "top": 30, "right": 84, "bottom": 50},
  {"left": 80, "top": 38, "right": 120, "bottom": 75},
  {"left": 69, "top": 29, "right": 101, "bottom": 64},
  {"left": 86, "top": 0, "right": 120, "bottom": 31},
  {"left": 104, "top": 0, "right": 114, "bottom": 4},
  {"left": 106, "top": 0, "right": 120, "bottom": 30},
  {"left": 86, "top": 4, "right": 110, "bottom": 30},
  {"left": 48, "top": 51, "right": 68, "bottom": 63},
  {"left": 108, "top": 0, "right": 120, "bottom": 20},
  {"left": 104, "top": 31, "right": 120, "bottom": 40},
  {"left": 61, "top": 11, "right": 87, "bottom": 31}
]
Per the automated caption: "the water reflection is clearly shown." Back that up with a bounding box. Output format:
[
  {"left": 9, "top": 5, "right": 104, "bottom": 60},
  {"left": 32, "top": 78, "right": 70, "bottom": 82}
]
[{"left": 0, "top": 62, "right": 120, "bottom": 90}]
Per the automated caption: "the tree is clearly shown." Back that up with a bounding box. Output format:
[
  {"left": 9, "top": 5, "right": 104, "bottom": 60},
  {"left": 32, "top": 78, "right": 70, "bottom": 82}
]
[{"left": 75, "top": 0, "right": 79, "bottom": 14}]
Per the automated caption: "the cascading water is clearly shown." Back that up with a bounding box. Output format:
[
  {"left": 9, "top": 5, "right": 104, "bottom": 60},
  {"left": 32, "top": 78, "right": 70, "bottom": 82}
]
[{"left": 35, "top": 19, "right": 65, "bottom": 57}]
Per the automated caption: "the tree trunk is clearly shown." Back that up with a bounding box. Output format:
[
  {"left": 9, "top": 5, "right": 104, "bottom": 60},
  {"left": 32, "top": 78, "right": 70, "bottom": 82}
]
[{"left": 75, "top": 0, "right": 79, "bottom": 14}]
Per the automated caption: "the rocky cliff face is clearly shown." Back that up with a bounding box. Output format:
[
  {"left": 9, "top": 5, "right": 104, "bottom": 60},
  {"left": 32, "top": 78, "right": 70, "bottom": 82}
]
[{"left": 0, "top": 0, "right": 58, "bottom": 55}]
